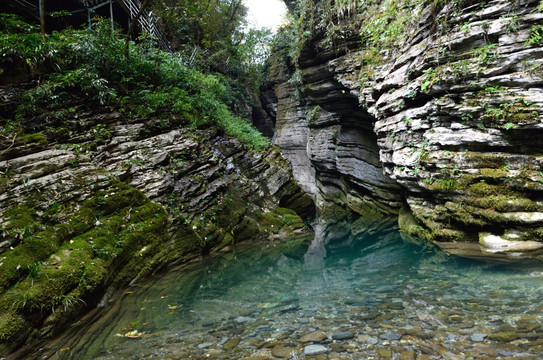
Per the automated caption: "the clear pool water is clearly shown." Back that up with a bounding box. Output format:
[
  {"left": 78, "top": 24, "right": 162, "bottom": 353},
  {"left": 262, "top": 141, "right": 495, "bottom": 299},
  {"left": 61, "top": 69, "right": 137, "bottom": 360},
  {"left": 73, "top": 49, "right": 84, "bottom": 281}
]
[{"left": 35, "top": 219, "right": 543, "bottom": 359}]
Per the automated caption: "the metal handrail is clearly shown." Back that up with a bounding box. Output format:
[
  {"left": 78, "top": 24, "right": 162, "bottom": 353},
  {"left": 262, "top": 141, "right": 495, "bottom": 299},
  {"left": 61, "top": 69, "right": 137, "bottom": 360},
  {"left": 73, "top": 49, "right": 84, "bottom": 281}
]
[
  {"left": 7, "top": 0, "right": 172, "bottom": 51},
  {"left": 119, "top": 0, "right": 172, "bottom": 51},
  {"left": 12, "top": 0, "right": 38, "bottom": 12}
]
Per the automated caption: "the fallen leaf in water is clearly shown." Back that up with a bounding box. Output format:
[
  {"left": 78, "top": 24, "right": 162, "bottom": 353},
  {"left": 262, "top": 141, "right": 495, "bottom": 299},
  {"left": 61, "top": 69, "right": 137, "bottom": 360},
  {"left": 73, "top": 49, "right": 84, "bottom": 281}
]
[{"left": 125, "top": 330, "right": 143, "bottom": 339}]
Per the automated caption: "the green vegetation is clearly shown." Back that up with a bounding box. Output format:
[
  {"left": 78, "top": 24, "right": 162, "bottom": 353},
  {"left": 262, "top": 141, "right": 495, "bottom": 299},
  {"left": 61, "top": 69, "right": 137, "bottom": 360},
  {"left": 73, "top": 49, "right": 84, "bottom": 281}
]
[
  {"left": 1, "top": 13, "right": 269, "bottom": 149},
  {"left": 526, "top": 25, "right": 543, "bottom": 46},
  {"left": 481, "top": 98, "right": 539, "bottom": 126}
]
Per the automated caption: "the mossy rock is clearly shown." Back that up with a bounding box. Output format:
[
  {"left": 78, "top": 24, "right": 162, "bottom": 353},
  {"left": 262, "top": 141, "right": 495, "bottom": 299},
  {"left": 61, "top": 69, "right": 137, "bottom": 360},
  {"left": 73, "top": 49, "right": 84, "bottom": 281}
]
[
  {"left": 18, "top": 133, "right": 47, "bottom": 146},
  {"left": 234, "top": 216, "right": 262, "bottom": 242},
  {"left": 398, "top": 207, "right": 431, "bottom": 240},
  {"left": 468, "top": 182, "right": 513, "bottom": 197},
  {"left": 0, "top": 181, "right": 174, "bottom": 355},
  {"left": 0, "top": 311, "right": 31, "bottom": 352}
]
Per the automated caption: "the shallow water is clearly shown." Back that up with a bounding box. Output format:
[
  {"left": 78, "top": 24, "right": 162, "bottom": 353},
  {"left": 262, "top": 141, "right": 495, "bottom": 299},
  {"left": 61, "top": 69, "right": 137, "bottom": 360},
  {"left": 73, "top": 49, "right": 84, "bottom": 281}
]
[{"left": 36, "top": 220, "right": 543, "bottom": 359}]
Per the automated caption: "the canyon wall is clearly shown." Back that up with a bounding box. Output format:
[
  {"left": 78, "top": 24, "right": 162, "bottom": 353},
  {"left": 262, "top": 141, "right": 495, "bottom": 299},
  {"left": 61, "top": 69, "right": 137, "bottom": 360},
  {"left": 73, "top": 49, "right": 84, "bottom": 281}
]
[
  {"left": 269, "top": 0, "right": 543, "bottom": 260},
  {"left": 0, "top": 81, "right": 314, "bottom": 355}
]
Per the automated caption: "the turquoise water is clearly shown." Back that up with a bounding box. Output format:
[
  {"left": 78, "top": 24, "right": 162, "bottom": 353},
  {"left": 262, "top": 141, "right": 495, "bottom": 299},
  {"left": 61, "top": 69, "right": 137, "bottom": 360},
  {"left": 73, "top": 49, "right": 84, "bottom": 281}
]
[{"left": 35, "top": 220, "right": 543, "bottom": 359}]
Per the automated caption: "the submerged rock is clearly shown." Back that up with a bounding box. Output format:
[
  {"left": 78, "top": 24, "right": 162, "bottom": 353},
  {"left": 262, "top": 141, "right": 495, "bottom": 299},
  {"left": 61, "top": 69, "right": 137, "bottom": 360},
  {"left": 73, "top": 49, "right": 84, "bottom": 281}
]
[
  {"left": 489, "top": 331, "right": 518, "bottom": 342},
  {"left": 304, "top": 344, "right": 329, "bottom": 356},
  {"left": 470, "top": 333, "right": 487, "bottom": 342},
  {"left": 299, "top": 331, "right": 328, "bottom": 343},
  {"left": 331, "top": 331, "right": 354, "bottom": 340}
]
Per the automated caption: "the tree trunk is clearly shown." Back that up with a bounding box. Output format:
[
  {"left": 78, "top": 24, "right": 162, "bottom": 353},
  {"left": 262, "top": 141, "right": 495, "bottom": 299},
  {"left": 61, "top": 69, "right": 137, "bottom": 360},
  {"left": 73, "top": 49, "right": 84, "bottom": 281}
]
[
  {"left": 124, "top": 0, "right": 153, "bottom": 59},
  {"left": 40, "top": 0, "right": 46, "bottom": 40}
]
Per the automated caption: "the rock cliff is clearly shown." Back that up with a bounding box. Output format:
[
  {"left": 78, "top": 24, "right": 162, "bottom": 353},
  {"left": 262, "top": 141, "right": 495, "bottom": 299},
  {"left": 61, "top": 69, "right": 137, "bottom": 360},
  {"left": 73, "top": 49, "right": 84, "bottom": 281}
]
[
  {"left": 0, "top": 79, "right": 314, "bottom": 355},
  {"left": 268, "top": 0, "right": 543, "bottom": 260}
]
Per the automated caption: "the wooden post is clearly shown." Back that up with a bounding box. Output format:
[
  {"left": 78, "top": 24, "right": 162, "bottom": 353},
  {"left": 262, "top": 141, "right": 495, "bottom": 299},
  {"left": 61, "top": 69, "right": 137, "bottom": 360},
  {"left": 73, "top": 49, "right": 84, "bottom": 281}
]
[{"left": 39, "top": 0, "right": 45, "bottom": 40}]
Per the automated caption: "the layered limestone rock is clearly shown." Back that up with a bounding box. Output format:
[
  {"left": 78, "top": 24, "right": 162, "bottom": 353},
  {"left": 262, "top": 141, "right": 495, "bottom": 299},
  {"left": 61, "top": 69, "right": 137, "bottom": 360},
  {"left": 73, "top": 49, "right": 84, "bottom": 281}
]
[
  {"left": 269, "top": 0, "right": 543, "bottom": 260},
  {"left": 0, "top": 82, "right": 314, "bottom": 356}
]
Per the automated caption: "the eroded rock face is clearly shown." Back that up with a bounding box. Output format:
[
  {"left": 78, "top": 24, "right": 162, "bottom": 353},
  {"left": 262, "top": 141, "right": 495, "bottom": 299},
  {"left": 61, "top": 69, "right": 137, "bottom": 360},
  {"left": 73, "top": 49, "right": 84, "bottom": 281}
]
[
  {"left": 268, "top": 0, "right": 543, "bottom": 260},
  {"left": 0, "top": 84, "right": 314, "bottom": 356}
]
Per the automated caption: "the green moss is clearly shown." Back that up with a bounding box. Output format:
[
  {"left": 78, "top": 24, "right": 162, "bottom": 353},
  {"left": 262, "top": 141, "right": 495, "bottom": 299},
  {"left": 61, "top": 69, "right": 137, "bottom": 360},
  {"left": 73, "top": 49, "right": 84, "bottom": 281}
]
[
  {"left": 172, "top": 221, "right": 205, "bottom": 255},
  {"left": 259, "top": 212, "right": 284, "bottom": 233},
  {"left": 18, "top": 133, "right": 47, "bottom": 146},
  {"left": 233, "top": 216, "right": 262, "bottom": 241},
  {"left": 469, "top": 181, "right": 513, "bottom": 197},
  {"left": 444, "top": 203, "right": 488, "bottom": 227},
  {"left": 3, "top": 205, "right": 38, "bottom": 231},
  {"left": 214, "top": 196, "right": 244, "bottom": 230},
  {"left": 469, "top": 195, "right": 541, "bottom": 212},
  {"left": 0, "top": 311, "right": 29, "bottom": 341},
  {"left": 0, "top": 181, "right": 175, "bottom": 354},
  {"left": 0, "top": 176, "right": 10, "bottom": 193},
  {"left": 398, "top": 207, "right": 432, "bottom": 240},
  {"left": 479, "top": 168, "right": 508, "bottom": 178},
  {"left": 463, "top": 152, "right": 510, "bottom": 168},
  {"left": 0, "top": 311, "right": 31, "bottom": 354},
  {"left": 520, "top": 227, "right": 543, "bottom": 242},
  {"left": 481, "top": 100, "right": 539, "bottom": 125},
  {"left": 423, "top": 178, "right": 462, "bottom": 191}
]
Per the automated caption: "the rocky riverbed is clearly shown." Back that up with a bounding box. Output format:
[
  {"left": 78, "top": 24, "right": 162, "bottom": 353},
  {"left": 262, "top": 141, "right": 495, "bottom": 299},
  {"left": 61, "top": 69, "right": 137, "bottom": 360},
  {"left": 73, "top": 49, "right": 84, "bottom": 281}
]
[{"left": 34, "top": 220, "right": 543, "bottom": 360}]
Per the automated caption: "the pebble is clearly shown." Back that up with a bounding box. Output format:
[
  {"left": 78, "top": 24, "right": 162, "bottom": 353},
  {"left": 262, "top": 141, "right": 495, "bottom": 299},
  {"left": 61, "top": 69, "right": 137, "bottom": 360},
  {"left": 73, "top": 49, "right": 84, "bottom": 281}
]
[
  {"left": 222, "top": 337, "right": 240, "bottom": 350},
  {"left": 197, "top": 342, "right": 214, "bottom": 349},
  {"left": 331, "top": 331, "right": 354, "bottom": 340},
  {"left": 234, "top": 316, "right": 254, "bottom": 324},
  {"left": 470, "top": 333, "right": 487, "bottom": 342},
  {"left": 488, "top": 331, "right": 518, "bottom": 342},
  {"left": 357, "top": 335, "right": 379, "bottom": 345},
  {"left": 304, "top": 344, "right": 329, "bottom": 356},
  {"left": 299, "top": 331, "right": 327, "bottom": 343},
  {"left": 399, "top": 350, "right": 416, "bottom": 360},
  {"left": 377, "top": 348, "right": 393, "bottom": 358},
  {"left": 380, "top": 332, "right": 402, "bottom": 341},
  {"left": 281, "top": 295, "right": 299, "bottom": 304},
  {"left": 271, "top": 345, "right": 294, "bottom": 358},
  {"left": 277, "top": 304, "right": 299, "bottom": 313}
]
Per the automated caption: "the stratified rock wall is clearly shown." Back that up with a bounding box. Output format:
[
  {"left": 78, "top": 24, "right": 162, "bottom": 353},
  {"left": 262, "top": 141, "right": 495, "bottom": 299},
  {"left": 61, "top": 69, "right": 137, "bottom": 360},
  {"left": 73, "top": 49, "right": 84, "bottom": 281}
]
[
  {"left": 270, "top": 0, "right": 543, "bottom": 260},
  {"left": 0, "top": 82, "right": 314, "bottom": 356}
]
